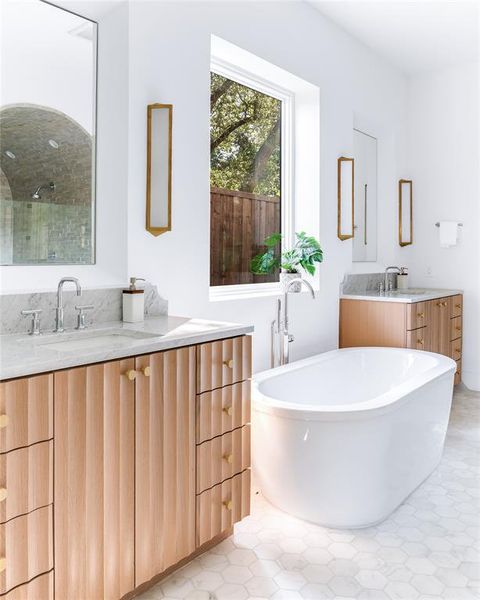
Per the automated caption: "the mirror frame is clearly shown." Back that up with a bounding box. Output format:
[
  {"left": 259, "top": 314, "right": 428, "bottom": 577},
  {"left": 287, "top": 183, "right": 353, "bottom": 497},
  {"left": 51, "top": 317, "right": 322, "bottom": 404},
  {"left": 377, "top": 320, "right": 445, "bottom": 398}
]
[
  {"left": 337, "top": 156, "right": 355, "bottom": 241},
  {"left": 399, "top": 179, "right": 413, "bottom": 247},
  {"left": 146, "top": 103, "right": 172, "bottom": 236}
]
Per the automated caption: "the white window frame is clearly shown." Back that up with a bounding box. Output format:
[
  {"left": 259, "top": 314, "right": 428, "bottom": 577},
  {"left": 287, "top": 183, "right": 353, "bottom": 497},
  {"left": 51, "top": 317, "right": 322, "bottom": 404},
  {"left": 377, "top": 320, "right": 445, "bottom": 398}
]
[{"left": 209, "top": 57, "right": 295, "bottom": 301}]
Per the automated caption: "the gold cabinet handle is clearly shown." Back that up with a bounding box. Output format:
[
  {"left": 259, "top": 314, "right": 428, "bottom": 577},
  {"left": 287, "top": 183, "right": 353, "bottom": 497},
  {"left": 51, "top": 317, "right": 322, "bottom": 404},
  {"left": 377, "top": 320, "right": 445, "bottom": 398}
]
[
  {"left": 223, "top": 499, "right": 233, "bottom": 511},
  {"left": 456, "top": 371, "right": 460, "bottom": 376},
  {"left": 124, "top": 369, "right": 138, "bottom": 381},
  {"left": 417, "top": 339, "right": 424, "bottom": 345},
  {"left": 223, "top": 453, "right": 233, "bottom": 464},
  {"left": 417, "top": 313, "right": 424, "bottom": 318},
  {"left": 455, "top": 326, "right": 461, "bottom": 331},
  {"left": 444, "top": 302, "right": 448, "bottom": 307},
  {"left": 0, "top": 488, "right": 7, "bottom": 502},
  {"left": 0, "top": 415, "right": 8, "bottom": 429},
  {"left": 222, "top": 406, "right": 233, "bottom": 416},
  {"left": 455, "top": 348, "right": 461, "bottom": 353},
  {"left": 223, "top": 359, "right": 234, "bottom": 369},
  {"left": 455, "top": 303, "right": 461, "bottom": 308},
  {"left": 141, "top": 366, "right": 151, "bottom": 377},
  {"left": 0, "top": 557, "right": 5, "bottom": 573}
]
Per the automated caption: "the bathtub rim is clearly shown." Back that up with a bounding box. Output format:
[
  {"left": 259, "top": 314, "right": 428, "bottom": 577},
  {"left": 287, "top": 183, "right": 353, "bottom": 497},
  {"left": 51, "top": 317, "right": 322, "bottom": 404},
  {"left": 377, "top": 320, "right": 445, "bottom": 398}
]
[{"left": 253, "top": 347, "right": 456, "bottom": 420}]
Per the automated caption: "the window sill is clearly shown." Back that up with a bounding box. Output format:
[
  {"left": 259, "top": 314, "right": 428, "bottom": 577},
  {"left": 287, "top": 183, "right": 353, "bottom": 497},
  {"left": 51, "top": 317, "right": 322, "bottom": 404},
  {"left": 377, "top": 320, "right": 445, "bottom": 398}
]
[
  {"left": 209, "top": 282, "right": 283, "bottom": 302},
  {"left": 209, "top": 280, "right": 319, "bottom": 302}
]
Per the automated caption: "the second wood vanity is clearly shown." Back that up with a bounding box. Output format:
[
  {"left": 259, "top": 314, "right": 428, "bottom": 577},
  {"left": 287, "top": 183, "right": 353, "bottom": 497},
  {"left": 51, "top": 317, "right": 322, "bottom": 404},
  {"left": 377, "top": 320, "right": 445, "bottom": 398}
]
[
  {"left": 0, "top": 323, "right": 252, "bottom": 600},
  {"left": 339, "top": 292, "right": 463, "bottom": 384}
]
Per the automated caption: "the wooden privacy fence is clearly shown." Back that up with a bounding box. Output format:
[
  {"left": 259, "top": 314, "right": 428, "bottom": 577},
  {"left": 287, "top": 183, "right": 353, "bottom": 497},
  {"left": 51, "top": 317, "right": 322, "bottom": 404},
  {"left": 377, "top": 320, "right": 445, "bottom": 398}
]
[{"left": 210, "top": 187, "right": 280, "bottom": 286}]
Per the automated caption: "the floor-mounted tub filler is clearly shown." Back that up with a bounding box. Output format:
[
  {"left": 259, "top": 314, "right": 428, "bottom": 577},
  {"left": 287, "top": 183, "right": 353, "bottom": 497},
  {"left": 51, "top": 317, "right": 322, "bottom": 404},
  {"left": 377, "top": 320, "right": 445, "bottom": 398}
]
[{"left": 252, "top": 347, "right": 456, "bottom": 529}]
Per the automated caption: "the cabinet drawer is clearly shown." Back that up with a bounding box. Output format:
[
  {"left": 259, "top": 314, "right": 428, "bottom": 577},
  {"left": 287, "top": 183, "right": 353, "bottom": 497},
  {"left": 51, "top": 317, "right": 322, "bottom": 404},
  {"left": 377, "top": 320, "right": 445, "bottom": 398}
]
[
  {"left": 196, "top": 469, "right": 250, "bottom": 547},
  {"left": 0, "top": 505, "right": 53, "bottom": 594},
  {"left": 449, "top": 341, "right": 462, "bottom": 361},
  {"left": 450, "top": 316, "right": 462, "bottom": 341},
  {"left": 406, "top": 328, "right": 429, "bottom": 351},
  {"left": 196, "top": 426, "right": 251, "bottom": 494},
  {"left": 197, "top": 336, "right": 252, "bottom": 394},
  {"left": 196, "top": 381, "right": 251, "bottom": 444},
  {"left": 450, "top": 295, "right": 462, "bottom": 318},
  {"left": 1, "top": 570, "right": 53, "bottom": 600},
  {"left": 455, "top": 360, "right": 462, "bottom": 385},
  {"left": 0, "top": 375, "right": 53, "bottom": 453},
  {"left": 406, "top": 302, "right": 429, "bottom": 331},
  {"left": 0, "top": 441, "right": 52, "bottom": 524}
]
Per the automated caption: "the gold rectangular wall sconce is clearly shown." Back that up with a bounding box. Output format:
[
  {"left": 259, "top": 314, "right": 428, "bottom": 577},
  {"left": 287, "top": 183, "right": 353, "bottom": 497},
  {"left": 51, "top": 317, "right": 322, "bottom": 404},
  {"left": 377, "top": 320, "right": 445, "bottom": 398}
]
[
  {"left": 337, "top": 156, "right": 355, "bottom": 240},
  {"left": 146, "top": 103, "right": 172, "bottom": 236},
  {"left": 399, "top": 179, "right": 413, "bottom": 246}
]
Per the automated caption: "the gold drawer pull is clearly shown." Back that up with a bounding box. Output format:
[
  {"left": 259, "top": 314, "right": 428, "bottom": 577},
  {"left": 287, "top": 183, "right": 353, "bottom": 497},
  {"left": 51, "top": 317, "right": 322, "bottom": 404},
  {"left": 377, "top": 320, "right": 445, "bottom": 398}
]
[
  {"left": 141, "top": 366, "right": 151, "bottom": 377},
  {"left": 455, "top": 303, "right": 461, "bottom": 309},
  {"left": 223, "top": 499, "right": 233, "bottom": 511},
  {"left": 456, "top": 371, "right": 460, "bottom": 376},
  {"left": 437, "top": 301, "right": 447, "bottom": 307},
  {"left": 417, "top": 339, "right": 424, "bottom": 345},
  {"left": 0, "top": 557, "right": 5, "bottom": 573},
  {"left": 125, "top": 369, "right": 138, "bottom": 381},
  {"left": 0, "top": 415, "right": 8, "bottom": 429},
  {"left": 455, "top": 348, "right": 461, "bottom": 353},
  {"left": 223, "top": 359, "right": 234, "bottom": 369},
  {"left": 0, "top": 489, "right": 7, "bottom": 502},
  {"left": 222, "top": 406, "right": 233, "bottom": 417},
  {"left": 223, "top": 453, "right": 234, "bottom": 464},
  {"left": 455, "top": 326, "right": 461, "bottom": 331},
  {"left": 417, "top": 313, "right": 424, "bottom": 318}
]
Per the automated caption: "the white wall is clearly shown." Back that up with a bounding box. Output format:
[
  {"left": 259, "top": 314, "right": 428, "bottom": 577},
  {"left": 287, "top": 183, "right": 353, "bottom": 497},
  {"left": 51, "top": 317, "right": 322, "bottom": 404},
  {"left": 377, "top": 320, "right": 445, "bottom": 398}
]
[
  {"left": 403, "top": 63, "right": 480, "bottom": 390},
  {"left": 0, "top": 1, "right": 129, "bottom": 292},
  {"left": 127, "top": 0, "right": 408, "bottom": 372}
]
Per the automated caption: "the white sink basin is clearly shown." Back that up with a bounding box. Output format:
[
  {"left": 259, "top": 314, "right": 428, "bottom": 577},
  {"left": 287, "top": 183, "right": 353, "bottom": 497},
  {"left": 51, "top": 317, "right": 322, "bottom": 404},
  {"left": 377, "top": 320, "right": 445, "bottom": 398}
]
[
  {"left": 389, "top": 288, "right": 427, "bottom": 296},
  {"left": 30, "top": 329, "right": 161, "bottom": 353}
]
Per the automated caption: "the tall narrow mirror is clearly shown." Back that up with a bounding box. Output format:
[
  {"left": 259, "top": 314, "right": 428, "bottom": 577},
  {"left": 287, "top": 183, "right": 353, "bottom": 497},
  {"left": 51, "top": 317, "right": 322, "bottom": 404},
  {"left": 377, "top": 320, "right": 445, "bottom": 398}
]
[
  {"left": 353, "top": 129, "right": 377, "bottom": 262},
  {"left": 0, "top": 0, "right": 97, "bottom": 265},
  {"left": 399, "top": 179, "right": 413, "bottom": 246}
]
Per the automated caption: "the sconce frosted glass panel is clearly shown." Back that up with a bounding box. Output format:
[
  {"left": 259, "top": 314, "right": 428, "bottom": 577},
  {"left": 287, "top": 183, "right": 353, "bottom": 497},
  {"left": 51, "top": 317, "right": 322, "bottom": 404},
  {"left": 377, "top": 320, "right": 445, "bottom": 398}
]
[
  {"left": 146, "top": 104, "right": 172, "bottom": 236},
  {"left": 337, "top": 157, "right": 354, "bottom": 240},
  {"left": 399, "top": 179, "right": 413, "bottom": 247}
]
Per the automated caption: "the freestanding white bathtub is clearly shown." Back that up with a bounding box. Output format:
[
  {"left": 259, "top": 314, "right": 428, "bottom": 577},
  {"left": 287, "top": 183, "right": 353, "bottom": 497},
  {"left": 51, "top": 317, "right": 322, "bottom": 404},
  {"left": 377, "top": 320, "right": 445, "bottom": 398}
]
[{"left": 253, "top": 347, "right": 456, "bottom": 528}]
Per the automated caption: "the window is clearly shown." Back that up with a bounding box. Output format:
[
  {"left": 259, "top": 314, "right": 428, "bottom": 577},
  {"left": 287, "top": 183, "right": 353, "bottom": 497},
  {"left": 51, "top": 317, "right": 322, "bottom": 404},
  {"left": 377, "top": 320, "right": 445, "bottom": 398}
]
[{"left": 210, "top": 69, "right": 286, "bottom": 288}]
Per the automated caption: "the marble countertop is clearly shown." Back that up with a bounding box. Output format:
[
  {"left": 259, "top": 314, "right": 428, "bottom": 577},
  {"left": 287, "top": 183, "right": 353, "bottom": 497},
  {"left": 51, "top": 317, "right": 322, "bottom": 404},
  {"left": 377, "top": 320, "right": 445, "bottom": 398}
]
[
  {"left": 340, "top": 288, "right": 462, "bottom": 304},
  {"left": 0, "top": 315, "right": 254, "bottom": 381}
]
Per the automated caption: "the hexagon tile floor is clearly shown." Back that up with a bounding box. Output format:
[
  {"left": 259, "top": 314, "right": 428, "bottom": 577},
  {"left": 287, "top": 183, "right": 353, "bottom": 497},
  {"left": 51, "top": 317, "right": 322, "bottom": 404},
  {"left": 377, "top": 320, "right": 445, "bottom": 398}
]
[{"left": 138, "top": 387, "right": 480, "bottom": 600}]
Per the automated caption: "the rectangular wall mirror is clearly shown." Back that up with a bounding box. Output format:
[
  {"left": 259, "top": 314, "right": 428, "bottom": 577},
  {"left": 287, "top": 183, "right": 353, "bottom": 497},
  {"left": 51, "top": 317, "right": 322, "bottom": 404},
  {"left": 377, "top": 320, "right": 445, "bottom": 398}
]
[
  {"left": 399, "top": 179, "right": 413, "bottom": 246},
  {"left": 353, "top": 129, "right": 377, "bottom": 262},
  {"left": 0, "top": 0, "right": 97, "bottom": 265},
  {"left": 146, "top": 103, "right": 172, "bottom": 236},
  {"left": 337, "top": 156, "right": 354, "bottom": 241}
]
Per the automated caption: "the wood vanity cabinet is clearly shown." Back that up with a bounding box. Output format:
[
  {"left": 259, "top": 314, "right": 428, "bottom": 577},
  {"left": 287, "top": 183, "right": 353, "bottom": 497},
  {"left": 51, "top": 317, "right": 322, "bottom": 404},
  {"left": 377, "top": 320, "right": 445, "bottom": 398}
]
[
  {"left": 339, "top": 294, "right": 463, "bottom": 383},
  {"left": 0, "top": 334, "right": 252, "bottom": 600}
]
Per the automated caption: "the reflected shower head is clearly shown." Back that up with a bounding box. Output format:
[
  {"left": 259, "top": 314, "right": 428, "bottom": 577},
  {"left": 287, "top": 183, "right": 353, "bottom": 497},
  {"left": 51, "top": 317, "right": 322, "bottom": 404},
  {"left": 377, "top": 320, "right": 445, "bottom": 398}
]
[{"left": 31, "top": 182, "right": 55, "bottom": 200}]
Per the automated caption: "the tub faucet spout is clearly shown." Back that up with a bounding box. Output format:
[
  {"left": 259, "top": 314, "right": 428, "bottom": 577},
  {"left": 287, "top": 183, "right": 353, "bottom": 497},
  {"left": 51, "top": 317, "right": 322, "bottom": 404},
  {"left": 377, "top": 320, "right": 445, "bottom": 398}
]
[{"left": 280, "top": 278, "right": 315, "bottom": 366}]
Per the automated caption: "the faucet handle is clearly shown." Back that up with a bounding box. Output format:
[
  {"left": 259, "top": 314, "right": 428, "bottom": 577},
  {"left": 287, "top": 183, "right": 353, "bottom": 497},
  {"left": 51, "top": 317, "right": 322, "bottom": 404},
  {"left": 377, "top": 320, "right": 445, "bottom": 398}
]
[
  {"left": 75, "top": 305, "right": 94, "bottom": 330},
  {"left": 21, "top": 309, "right": 42, "bottom": 336}
]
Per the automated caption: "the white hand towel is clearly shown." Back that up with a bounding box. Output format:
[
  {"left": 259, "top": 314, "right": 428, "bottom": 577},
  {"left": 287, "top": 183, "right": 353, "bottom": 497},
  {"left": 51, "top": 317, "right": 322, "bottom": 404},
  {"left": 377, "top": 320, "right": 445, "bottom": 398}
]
[{"left": 439, "top": 221, "right": 458, "bottom": 248}]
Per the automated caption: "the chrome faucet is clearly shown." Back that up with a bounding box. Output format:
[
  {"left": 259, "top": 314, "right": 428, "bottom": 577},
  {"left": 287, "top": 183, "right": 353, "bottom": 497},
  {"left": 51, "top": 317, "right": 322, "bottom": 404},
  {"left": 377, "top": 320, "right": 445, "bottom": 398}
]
[
  {"left": 55, "top": 277, "right": 82, "bottom": 332},
  {"left": 280, "top": 278, "right": 315, "bottom": 366},
  {"left": 384, "top": 266, "right": 401, "bottom": 292}
]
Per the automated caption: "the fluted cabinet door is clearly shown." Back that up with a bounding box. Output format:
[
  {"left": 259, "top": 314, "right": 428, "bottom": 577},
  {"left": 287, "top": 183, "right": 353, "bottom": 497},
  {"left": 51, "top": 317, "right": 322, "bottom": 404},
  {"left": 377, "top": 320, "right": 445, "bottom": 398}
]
[
  {"left": 54, "top": 359, "right": 135, "bottom": 600},
  {"left": 135, "top": 347, "right": 196, "bottom": 587},
  {"left": 0, "top": 374, "right": 53, "bottom": 453}
]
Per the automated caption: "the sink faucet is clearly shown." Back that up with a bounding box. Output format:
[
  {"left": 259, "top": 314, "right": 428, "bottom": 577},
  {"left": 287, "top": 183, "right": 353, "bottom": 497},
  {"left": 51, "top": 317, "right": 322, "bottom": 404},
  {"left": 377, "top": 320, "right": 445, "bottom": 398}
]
[
  {"left": 384, "top": 266, "right": 401, "bottom": 292},
  {"left": 280, "top": 278, "right": 315, "bottom": 365},
  {"left": 55, "top": 277, "right": 82, "bottom": 332}
]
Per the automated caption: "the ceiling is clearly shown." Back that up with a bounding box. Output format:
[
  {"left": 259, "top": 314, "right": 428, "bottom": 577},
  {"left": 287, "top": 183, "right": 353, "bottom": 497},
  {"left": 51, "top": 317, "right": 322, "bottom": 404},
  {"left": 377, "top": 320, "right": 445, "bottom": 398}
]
[{"left": 307, "top": 0, "right": 479, "bottom": 75}]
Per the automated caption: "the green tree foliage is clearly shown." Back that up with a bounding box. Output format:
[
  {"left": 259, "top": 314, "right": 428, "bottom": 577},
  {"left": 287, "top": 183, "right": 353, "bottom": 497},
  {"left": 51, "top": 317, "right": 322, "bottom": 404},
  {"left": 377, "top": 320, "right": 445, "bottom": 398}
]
[{"left": 210, "top": 73, "right": 281, "bottom": 196}]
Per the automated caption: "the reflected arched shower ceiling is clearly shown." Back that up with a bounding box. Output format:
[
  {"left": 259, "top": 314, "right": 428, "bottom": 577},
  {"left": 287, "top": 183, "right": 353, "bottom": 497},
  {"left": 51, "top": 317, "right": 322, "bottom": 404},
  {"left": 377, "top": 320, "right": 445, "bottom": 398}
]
[{"left": 0, "top": 104, "right": 92, "bottom": 205}]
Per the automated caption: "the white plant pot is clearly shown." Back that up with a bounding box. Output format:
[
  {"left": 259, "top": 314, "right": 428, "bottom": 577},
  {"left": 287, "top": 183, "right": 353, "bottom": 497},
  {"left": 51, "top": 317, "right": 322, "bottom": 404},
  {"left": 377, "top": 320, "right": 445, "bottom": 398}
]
[{"left": 281, "top": 272, "right": 302, "bottom": 293}]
